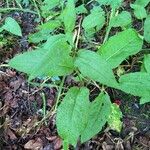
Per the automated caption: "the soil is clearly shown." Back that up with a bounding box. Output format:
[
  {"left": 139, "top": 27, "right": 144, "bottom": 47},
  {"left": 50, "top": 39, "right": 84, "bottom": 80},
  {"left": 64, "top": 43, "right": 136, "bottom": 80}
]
[{"left": 0, "top": 0, "right": 150, "bottom": 150}]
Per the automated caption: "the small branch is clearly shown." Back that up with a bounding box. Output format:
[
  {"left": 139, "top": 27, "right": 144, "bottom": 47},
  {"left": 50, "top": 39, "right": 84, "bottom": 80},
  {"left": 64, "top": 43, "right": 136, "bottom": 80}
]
[
  {"left": 0, "top": 8, "right": 38, "bottom": 14},
  {"left": 54, "top": 76, "right": 66, "bottom": 111}
]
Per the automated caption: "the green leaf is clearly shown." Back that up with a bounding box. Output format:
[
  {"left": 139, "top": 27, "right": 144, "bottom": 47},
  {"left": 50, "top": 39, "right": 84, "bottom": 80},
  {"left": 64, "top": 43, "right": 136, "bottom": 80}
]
[
  {"left": 75, "top": 50, "right": 119, "bottom": 88},
  {"left": 82, "top": 7, "right": 105, "bottom": 32},
  {"left": 37, "top": 20, "right": 61, "bottom": 31},
  {"left": 81, "top": 93, "right": 111, "bottom": 143},
  {"left": 108, "top": 104, "right": 122, "bottom": 132},
  {"left": 97, "top": 29, "right": 143, "bottom": 68},
  {"left": 130, "top": 4, "right": 147, "bottom": 20},
  {"left": 0, "top": 28, "right": 3, "bottom": 33},
  {"left": 62, "top": 0, "right": 76, "bottom": 33},
  {"left": 28, "top": 29, "right": 51, "bottom": 43},
  {"left": 110, "top": 11, "right": 132, "bottom": 28},
  {"left": 96, "top": 0, "right": 123, "bottom": 9},
  {"left": 134, "top": 0, "right": 150, "bottom": 7},
  {"left": 41, "top": 0, "right": 59, "bottom": 11},
  {"left": 9, "top": 35, "right": 74, "bottom": 80},
  {"left": 2, "top": 17, "right": 22, "bottom": 36},
  {"left": 76, "top": 4, "right": 87, "bottom": 14},
  {"left": 140, "top": 97, "right": 150, "bottom": 104},
  {"left": 144, "top": 15, "right": 150, "bottom": 43},
  {"left": 143, "top": 55, "right": 150, "bottom": 73},
  {"left": 119, "top": 72, "right": 150, "bottom": 98},
  {"left": 56, "top": 87, "right": 90, "bottom": 146}
]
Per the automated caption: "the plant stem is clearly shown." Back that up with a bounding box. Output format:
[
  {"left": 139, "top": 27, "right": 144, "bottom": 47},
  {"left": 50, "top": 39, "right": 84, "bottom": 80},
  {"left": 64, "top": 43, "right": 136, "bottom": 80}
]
[
  {"left": 0, "top": 64, "right": 9, "bottom": 67},
  {"left": 0, "top": 8, "right": 37, "bottom": 14},
  {"left": 34, "top": 106, "right": 55, "bottom": 127},
  {"left": 6, "top": 0, "right": 9, "bottom": 8},
  {"left": 103, "top": 9, "right": 115, "bottom": 43},
  {"left": 54, "top": 76, "right": 66, "bottom": 111},
  {"left": 15, "top": 0, "right": 23, "bottom": 9},
  {"left": 63, "top": 140, "right": 69, "bottom": 150},
  {"left": 41, "top": 92, "right": 47, "bottom": 125},
  {"left": 32, "top": 0, "right": 42, "bottom": 21}
]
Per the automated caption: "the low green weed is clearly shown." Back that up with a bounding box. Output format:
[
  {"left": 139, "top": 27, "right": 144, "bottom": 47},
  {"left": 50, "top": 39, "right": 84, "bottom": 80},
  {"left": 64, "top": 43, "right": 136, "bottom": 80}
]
[{"left": 2, "top": 0, "right": 150, "bottom": 149}]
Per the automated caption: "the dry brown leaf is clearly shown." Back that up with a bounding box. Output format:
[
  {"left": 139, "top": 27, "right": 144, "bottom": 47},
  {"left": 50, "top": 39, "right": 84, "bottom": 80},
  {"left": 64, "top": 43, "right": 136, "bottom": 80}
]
[
  {"left": 54, "top": 138, "right": 62, "bottom": 150},
  {"left": 6, "top": 128, "right": 17, "bottom": 140},
  {"left": 24, "top": 138, "right": 43, "bottom": 150}
]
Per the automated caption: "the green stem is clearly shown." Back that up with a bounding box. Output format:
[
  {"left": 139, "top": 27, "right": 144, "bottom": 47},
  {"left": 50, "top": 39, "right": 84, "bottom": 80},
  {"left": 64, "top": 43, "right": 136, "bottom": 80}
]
[
  {"left": 0, "top": 8, "right": 37, "bottom": 14},
  {"left": 54, "top": 76, "right": 66, "bottom": 111},
  {"left": 0, "top": 64, "right": 9, "bottom": 67},
  {"left": 63, "top": 140, "right": 69, "bottom": 150},
  {"left": 15, "top": 0, "right": 23, "bottom": 9},
  {"left": 103, "top": 9, "right": 115, "bottom": 43},
  {"left": 32, "top": 0, "right": 42, "bottom": 21},
  {"left": 6, "top": 0, "right": 9, "bottom": 8},
  {"left": 41, "top": 93, "right": 46, "bottom": 117}
]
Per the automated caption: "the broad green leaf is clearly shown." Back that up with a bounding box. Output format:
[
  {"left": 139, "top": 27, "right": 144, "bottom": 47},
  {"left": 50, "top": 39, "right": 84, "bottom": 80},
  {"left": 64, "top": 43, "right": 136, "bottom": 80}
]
[
  {"left": 143, "top": 55, "right": 150, "bottom": 73},
  {"left": 76, "top": 4, "right": 87, "bottom": 14},
  {"left": 75, "top": 50, "right": 119, "bottom": 89},
  {"left": 81, "top": 93, "right": 111, "bottom": 143},
  {"left": 97, "top": 29, "right": 143, "bottom": 68},
  {"left": 2, "top": 17, "right": 22, "bottom": 36},
  {"left": 134, "top": 0, "right": 150, "bottom": 7},
  {"left": 144, "top": 15, "right": 150, "bottom": 43},
  {"left": 9, "top": 35, "right": 74, "bottom": 80},
  {"left": 108, "top": 104, "right": 122, "bottom": 132},
  {"left": 43, "top": 34, "right": 65, "bottom": 49},
  {"left": 62, "top": 0, "right": 76, "bottom": 33},
  {"left": 110, "top": 11, "right": 132, "bottom": 28},
  {"left": 56, "top": 87, "right": 90, "bottom": 146},
  {"left": 0, "top": 28, "right": 3, "bottom": 32},
  {"left": 41, "top": 0, "right": 59, "bottom": 11},
  {"left": 119, "top": 72, "right": 150, "bottom": 98},
  {"left": 28, "top": 29, "right": 51, "bottom": 43},
  {"left": 140, "top": 97, "right": 150, "bottom": 104},
  {"left": 82, "top": 7, "right": 105, "bottom": 32},
  {"left": 29, "top": 20, "right": 62, "bottom": 43},
  {"left": 130, "top": 4, "right": 147, "bottom": 20},
  {"left": 96, "top": 0, "right": 123, "bottom": 9},
  {"left": 37, "top": 20, "right": 61, "bottom": 30}
]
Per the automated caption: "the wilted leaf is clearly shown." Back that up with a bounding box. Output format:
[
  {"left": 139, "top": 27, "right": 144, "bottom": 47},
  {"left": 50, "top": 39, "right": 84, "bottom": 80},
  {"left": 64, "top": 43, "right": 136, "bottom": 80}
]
[{"left": 108, "top": 104, "right": 122, "bottom": 132}]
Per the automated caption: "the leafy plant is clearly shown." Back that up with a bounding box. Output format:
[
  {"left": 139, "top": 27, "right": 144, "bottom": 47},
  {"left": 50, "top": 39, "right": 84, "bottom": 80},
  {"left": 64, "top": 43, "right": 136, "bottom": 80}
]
[
  {"left": 0, "top": 17, "right": 22, "bottom": 36},
  {"left": 7, "top": 0, "right": 150, "bottom": 149}
]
